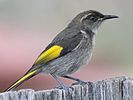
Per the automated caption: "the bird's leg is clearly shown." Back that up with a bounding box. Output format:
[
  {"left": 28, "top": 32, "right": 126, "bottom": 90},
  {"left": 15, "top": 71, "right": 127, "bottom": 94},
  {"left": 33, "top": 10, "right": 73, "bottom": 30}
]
[
  {"left": 51, "top": 74, "right": 69, "bottom": 90},
  {"left": 62, "top": 75, "right": 87, "bottom": 85}
]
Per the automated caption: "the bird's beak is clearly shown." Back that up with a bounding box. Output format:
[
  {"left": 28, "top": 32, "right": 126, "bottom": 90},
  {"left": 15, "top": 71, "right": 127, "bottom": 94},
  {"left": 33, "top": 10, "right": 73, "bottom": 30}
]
[{"left": 103, "top": 15, "right": 119, "bottom": 20}]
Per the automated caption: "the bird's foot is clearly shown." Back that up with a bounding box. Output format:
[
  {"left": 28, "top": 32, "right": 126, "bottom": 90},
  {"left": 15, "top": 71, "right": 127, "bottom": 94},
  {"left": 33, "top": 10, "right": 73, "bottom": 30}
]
[
  {"left": 55, "top": 85, "right": 73, "bottom": 91},
  {"left": 72, "top": 80, "right": 87, "bottom": 86}
]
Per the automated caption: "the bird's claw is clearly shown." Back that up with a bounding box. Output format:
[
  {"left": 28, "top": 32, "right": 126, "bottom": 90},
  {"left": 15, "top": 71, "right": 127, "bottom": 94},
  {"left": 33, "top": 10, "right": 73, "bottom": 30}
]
[
  {"left": 55, "top": 85, "right": 73, "bottom": 91},
  {"left": 72, "top": 80, "right": 87, "bottom": 86}
]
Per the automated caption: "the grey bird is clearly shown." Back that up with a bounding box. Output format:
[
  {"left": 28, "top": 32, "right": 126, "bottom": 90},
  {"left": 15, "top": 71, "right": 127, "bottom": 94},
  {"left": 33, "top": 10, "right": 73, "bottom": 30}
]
[{"left": 5, "top": 10, "right": 118, "bottom": 91}]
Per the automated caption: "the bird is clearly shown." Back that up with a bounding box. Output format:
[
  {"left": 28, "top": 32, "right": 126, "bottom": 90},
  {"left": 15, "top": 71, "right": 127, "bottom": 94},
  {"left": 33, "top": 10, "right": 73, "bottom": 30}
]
[{"left": 5, "top": 10, "right": 118, "bottom": 91}]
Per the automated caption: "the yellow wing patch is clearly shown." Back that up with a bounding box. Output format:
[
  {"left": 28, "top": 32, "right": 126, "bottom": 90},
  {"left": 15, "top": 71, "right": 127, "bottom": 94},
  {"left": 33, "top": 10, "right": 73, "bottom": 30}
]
[{"left": 34, "top": 45, "right": 63, "bottom": 65}]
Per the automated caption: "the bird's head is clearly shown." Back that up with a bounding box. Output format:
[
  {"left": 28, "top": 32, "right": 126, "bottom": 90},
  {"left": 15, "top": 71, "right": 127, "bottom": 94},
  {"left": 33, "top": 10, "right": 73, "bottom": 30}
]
[{"left": 69, "top": 10, "right": 118, "bottom": 33}]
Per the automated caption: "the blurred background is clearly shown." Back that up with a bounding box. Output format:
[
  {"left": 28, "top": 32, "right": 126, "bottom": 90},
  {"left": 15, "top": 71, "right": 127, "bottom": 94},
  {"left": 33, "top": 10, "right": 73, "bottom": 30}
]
[{"left": 0, "top": 0, "right": 133, "bottom": 92}]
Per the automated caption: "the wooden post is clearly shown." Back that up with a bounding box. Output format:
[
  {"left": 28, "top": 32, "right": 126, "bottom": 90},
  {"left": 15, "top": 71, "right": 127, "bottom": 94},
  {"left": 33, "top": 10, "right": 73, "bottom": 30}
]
[{"left": 0, "top": 76, "right": 133, "bottom": 100}]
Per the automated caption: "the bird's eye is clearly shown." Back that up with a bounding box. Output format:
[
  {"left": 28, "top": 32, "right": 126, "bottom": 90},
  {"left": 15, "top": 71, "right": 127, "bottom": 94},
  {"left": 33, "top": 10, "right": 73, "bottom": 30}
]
[
  {"left": 81, "top": 15, "right": 97, "bottom": 22},
  {"left": 90, "top": 16, "right": 96, "bottom": 21}
]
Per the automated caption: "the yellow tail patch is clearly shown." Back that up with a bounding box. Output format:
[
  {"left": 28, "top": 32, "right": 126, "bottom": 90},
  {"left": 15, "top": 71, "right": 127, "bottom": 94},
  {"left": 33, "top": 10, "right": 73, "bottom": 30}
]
[{"left": 6, "top": 70, "right": 37, "bottom": 91}]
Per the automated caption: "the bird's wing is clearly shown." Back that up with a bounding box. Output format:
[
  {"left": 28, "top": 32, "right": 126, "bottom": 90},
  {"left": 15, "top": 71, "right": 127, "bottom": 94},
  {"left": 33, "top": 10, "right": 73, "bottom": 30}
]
[
  {"left": 33, "top": 32, "right": 83, "bottom": 66},
  {"left": 24, "top": 31, "right": 83, "bottom": 75}
]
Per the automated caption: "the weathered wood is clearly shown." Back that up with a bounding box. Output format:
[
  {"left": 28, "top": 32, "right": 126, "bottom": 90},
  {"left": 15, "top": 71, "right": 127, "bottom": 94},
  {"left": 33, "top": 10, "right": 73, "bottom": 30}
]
[{"left": 0, "top": 76, "right": 133, "bottom": 100}]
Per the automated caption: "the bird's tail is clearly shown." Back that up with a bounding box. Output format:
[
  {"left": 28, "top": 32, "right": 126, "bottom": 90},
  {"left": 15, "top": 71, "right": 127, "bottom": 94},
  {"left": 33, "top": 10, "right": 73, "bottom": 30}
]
[{"left": 5, "top": 70, "right": 38, "bottom": 92}]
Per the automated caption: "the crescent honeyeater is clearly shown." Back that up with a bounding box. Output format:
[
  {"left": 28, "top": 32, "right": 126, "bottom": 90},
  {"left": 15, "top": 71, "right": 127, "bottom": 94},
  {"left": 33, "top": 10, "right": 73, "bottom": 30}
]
[{"left": 5, "top": 10, "right": 118, "bottom": 91}]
